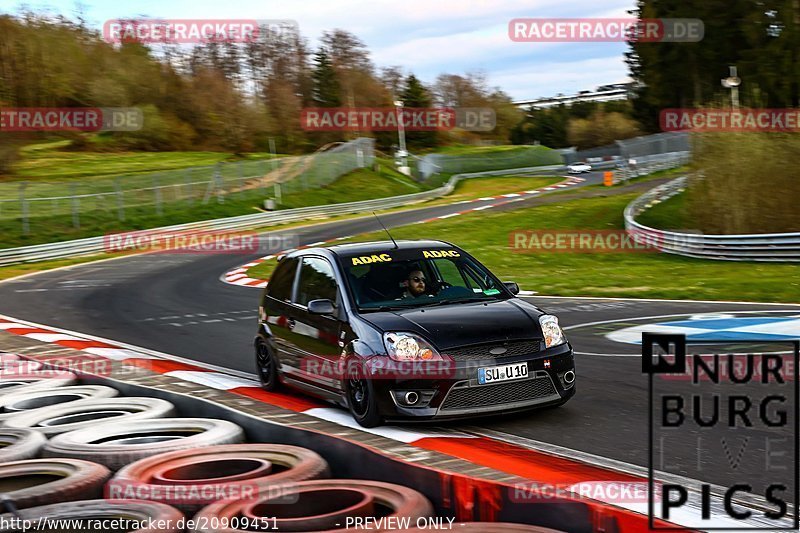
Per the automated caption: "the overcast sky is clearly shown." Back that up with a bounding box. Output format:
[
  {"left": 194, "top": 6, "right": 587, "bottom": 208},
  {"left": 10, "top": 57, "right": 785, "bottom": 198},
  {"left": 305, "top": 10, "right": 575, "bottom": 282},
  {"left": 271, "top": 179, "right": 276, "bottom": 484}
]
[{"left": 6, "top": 0, "right": 635, "bottom": 101}]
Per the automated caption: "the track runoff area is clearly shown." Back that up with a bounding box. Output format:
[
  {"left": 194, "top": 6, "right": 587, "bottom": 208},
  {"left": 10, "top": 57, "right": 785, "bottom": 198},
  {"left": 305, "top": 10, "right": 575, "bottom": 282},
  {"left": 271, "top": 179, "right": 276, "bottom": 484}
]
[{"left": 0, "top": 170, "right": 797, "bottom": 531}]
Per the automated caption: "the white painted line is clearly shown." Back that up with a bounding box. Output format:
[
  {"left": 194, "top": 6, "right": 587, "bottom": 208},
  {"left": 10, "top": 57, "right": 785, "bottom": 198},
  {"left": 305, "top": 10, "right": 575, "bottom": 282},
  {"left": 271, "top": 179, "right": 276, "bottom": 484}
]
[
  {"left": 525, "top": 190, "right": 540, "bottom": 194},
  {"left": 0, "top": 313, "right": 259, "bottom": 381},
  {"left": 502, "top": 193, "right": 521, "bottom": 198},
  {"left": 563, "top": 309, "right": 800, "bottom": 357},
  {"left": 0, "top": 323, "right": 29, "bottom": 330},
  {"left": 163, "top": 371, "right": 259, "bottom": 390},
  {"left": 438, "top": 213, "right": 460, "bottom": 219},
  {"left": 303, "top": 408, "right": 473, "bottom": 443},
  {"left": 472, "top": 205, "right": 494, "bottom": 211},
  {"left": 524, "top": 294, "right": 800, "bottom": 307},
  {"left": 478, "top": 196, "right": 495, "bottom": 201},
  {"left": 24, "top": 333, "right": 85, "bottom": 343},
  {"left": 466, "top": 427, "right": 795, "bottom": 529},
  {"left": 83, "top": 347, "right": 155, "bottom": 360}
]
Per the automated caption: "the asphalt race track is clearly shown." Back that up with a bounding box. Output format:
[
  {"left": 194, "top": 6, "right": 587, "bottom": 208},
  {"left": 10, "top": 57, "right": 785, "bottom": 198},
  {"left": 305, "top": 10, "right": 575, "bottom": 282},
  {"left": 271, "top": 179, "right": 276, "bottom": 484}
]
[{"left": 2, "top": 171, "right": 798, "bottom": 501}]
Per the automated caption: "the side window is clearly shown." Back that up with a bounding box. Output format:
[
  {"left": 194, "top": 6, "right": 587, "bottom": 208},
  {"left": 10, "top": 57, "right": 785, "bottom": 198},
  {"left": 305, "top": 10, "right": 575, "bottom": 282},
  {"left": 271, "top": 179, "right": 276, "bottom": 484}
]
[
  {"left": 266, "top": 258, "right": 299, "bottom": 302},
  {"left": 296, "top": 257, "right": 338, "bottom": 307}
]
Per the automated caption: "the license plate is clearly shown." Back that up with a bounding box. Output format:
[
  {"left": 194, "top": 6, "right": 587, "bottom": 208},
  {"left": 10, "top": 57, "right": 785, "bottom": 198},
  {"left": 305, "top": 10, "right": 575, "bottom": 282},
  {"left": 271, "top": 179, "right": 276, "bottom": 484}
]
[{"left": 478, "top": 361, "right": 529, "bottom": 384}]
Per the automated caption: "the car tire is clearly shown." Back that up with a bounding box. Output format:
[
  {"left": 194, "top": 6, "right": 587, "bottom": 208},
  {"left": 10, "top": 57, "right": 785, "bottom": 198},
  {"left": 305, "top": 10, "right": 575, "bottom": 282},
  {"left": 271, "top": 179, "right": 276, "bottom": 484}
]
[
  {"left": 2, "top": 397, "right": 176, "bottom": 436},
  {"left": 255, "top": 337, "right": 279, "bottom": 391},
  {"left": 110, "top": 444, "right": 330, "bottom": 511},
  {"left": 0, "top": 459, "right": 110, "bottom": 509},
  {"left": 0, "top": 429, "right": 47, "bottom": 462},
  {"left": 0, "top": 385, "right": 119, "bottom": 421},
  {"left": 191, "top": 479, "right": 433, "bottom": 533},
  {"left": 0, "top": 499, "right": 184, "bottom": 532},
  {"left": 43, "top": 418, "right": 246, "bottom": 471},
  {"left": 344, "top": 361, "right": 382, "bottom": 428},
  {"left": 0, "top": 371, "right": 77, "bottom": 396}
]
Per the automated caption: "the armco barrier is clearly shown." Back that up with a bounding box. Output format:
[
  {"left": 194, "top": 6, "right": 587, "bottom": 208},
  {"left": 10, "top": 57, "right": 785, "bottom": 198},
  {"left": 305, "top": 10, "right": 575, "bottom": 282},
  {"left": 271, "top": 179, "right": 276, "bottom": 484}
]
[
  {"left": 0, "top": 151, "right": 689, "bottom": 266},
  {"left": 0, "top": 165, "right": 565, "bottom": 266},
  {"left": 625, "top": 176, "right": 800, "bottom": 261}
]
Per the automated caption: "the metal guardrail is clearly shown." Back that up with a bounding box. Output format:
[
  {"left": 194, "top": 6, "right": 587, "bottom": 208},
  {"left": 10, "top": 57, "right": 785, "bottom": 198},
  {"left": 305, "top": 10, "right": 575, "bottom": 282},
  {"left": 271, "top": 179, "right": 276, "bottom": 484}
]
[
  {"left": 0, "top": 149, "right": 690, "bottom": 267},
  {"left": 0, "top": 165, "right": 566, "bottom": 266},
  {"left": 625, "top": 177, "right": 800, "bottom": 262},
  {"left": 0, "top": 138, "right": 375, "bottom": 236}
]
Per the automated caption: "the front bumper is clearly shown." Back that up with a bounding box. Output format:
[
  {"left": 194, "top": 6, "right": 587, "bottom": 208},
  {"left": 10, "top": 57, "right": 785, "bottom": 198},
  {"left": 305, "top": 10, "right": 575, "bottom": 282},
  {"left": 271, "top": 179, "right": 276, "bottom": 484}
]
[{"left": 367, "top": 343, "right": 576, "bottom": 421}]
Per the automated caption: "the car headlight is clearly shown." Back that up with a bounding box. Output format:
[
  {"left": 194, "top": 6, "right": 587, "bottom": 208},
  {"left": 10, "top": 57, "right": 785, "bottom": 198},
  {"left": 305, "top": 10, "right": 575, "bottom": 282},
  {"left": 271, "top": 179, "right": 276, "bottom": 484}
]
[
  {"left": 383, "top": 332, "right": 444, "bottom": 361},
  {"left": 539, "top": 315, "right": 566, "bottom": 348}
]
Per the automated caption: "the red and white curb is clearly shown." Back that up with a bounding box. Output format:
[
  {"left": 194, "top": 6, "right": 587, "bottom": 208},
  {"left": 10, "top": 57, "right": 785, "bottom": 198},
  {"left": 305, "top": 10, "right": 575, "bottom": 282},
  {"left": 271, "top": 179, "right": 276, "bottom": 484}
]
[
  {"left": 0, "top": 311, "right": 782, "bottom": 530},
  {"left": 220, "top": 177, "right": 586, "bottom": 289}
]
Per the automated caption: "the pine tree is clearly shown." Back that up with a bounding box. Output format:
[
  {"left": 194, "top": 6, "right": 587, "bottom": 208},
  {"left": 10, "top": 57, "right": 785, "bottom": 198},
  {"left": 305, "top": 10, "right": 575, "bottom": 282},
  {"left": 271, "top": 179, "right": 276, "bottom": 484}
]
[
  {"left": 311, "top": 49, "right": 341, "bottom": 107},
  {"left": 400, "top": 74, "right": 436, "bottom": 148}
]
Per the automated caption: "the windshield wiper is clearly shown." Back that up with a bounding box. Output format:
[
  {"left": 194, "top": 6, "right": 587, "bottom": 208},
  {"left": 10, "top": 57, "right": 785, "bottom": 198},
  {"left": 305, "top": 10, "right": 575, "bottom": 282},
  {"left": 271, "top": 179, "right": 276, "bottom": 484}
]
[
  {"left": 360, "top": 305, "right": 409, "bottom": 312},
  {"left": 419, "top": 297, "right": 490, "bottom": 307}
]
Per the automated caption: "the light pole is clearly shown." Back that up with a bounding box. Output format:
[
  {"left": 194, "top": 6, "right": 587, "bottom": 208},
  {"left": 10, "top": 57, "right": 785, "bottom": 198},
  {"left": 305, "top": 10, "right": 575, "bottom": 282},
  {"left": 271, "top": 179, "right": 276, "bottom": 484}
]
[
  {"left": 721, "top": 65, "right": 741, "bottom": 110},
  {"left": 394, "top": 100, "right": 408, "bottom": 174}
]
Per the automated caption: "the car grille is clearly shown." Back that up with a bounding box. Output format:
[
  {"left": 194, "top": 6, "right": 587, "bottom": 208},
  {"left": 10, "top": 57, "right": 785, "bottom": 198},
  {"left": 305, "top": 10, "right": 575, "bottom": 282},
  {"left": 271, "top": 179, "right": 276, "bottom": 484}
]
[
  {"left": 444, "top": 340, "right": 541, "bottom": 361},
  {"left": 440, "top": 377, "right": 556, "bottom": 411}
]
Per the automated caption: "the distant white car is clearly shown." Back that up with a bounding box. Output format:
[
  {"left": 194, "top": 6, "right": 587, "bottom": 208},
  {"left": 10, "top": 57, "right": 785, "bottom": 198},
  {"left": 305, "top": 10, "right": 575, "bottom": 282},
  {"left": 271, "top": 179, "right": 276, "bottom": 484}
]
[{"left": 567, "top": 161, "right": 592, "bottom": 174}]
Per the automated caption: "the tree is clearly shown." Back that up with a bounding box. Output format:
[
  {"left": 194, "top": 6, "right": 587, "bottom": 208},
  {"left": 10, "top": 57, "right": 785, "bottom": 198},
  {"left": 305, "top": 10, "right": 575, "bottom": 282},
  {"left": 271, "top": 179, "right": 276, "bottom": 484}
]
[
  {"left": 400, "top": 74, "right": 436, "bottom": 148},
  {"left": 311, "top": 49, "right": 341, "bottom": 107}
]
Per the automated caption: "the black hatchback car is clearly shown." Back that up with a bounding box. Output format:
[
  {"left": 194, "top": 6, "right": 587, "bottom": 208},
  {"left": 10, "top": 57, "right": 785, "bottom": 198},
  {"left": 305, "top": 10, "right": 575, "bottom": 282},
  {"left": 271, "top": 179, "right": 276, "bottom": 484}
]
[{"left": 255, "top": 240, "right": 575, "bottom": 427}]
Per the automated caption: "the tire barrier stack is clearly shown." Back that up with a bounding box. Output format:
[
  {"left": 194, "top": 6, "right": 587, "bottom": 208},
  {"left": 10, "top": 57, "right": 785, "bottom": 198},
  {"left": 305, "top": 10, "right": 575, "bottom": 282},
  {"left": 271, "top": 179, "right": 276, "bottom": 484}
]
[{"left": 0, "top": 352, "right": 555, "bottom": 532}]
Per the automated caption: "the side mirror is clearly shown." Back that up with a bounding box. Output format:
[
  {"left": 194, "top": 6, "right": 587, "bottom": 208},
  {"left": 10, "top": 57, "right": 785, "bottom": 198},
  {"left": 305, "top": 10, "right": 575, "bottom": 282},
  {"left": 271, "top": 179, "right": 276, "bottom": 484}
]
[
  {"left": 503, "top": 281, "right": 520, "bottom": 295},
  {"left": 308, "top": 299, "right": 336, "bottom": 315}
]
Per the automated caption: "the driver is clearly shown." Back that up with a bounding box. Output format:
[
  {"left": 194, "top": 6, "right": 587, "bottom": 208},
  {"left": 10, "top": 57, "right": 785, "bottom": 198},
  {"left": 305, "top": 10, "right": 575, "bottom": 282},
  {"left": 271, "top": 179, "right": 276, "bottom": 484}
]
[{"left": 400, "top": 269, "right": 432, "bottom": 299}]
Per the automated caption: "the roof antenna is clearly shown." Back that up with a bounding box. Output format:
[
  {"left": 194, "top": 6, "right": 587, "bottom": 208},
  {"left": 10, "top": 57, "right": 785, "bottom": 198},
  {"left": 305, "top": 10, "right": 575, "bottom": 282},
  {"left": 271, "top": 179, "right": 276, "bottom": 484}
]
[{"left": 372, "top": 211, "right": 398, "bottom": 249}]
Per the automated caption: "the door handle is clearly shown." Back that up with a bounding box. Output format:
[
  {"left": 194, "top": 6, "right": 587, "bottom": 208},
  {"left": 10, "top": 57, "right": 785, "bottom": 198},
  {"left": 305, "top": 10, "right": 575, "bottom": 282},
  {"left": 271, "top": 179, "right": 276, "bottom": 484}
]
[{"left": 287, "top": 318, "right": 296, "bottom": 330}]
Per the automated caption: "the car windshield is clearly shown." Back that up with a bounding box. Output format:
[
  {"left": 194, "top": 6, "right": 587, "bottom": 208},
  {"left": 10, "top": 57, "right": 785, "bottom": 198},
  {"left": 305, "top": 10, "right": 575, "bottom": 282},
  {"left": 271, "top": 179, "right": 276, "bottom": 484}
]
[{"left": 339, "top": 248, "right": 509, "bottom": 311}]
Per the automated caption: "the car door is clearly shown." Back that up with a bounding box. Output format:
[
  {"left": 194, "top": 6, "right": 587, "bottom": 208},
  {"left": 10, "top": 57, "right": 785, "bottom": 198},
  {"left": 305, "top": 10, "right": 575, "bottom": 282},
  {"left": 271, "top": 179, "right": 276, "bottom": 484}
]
[
  {"left": 261, "top": 257, "right": 303, "bottom": 378},
  {"left": 289, "top": 256, "right": 345, "bottom": 392}
]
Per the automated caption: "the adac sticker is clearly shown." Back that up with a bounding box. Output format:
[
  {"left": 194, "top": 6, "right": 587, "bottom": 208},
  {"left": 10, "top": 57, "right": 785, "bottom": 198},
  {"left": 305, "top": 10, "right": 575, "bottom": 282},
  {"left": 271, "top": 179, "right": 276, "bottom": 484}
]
[
  {"left": 422, "top": 249, "right": 460, "bottom": 258},
  {"left": 351, "top": 253, "right": 392, "bottom": 265}
]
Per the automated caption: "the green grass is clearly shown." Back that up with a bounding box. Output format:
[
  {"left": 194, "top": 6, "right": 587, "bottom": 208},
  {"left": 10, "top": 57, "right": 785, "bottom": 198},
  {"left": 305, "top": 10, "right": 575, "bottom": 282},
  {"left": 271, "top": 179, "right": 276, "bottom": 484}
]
[
  {"left": 433, "top": 145, "right": 547, "bottom": 156},
  {"left": 424, "top": 145, "right": 563, "bottom": 176},
  {"left": 429, "top": 175, "right": 559, "bottom": 204},
  {"left": 635, "top": 192, "right": 688, "bottom": 230},
  {"left": 0, "top": 164, "right": 424, "bottom": 248},
  {"left": 276, "top": 161, "right": 425, "bottom": 209},
  {"left": 6, "top": 144, "right": 279, "bottom": 182},
  {"left": 0, "top": 252, "right": 135, "bottom": 282},
  {"left": 250, "top": 190, "right": 800, "bottom": 303}
]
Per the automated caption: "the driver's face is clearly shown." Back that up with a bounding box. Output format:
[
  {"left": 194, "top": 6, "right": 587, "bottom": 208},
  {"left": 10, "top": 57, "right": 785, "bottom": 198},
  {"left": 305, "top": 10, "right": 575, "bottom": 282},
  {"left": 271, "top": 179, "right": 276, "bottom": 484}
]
[{"left": 407, "top": 270, "right": 426, "bottom": 296}]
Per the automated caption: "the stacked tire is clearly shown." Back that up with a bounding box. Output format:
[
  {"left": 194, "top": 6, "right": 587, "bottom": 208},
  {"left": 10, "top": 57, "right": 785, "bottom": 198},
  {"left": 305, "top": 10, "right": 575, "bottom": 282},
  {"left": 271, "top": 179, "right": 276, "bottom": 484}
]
[{"left": 0, "top": 353, "right": 557, "bottom": 532}]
